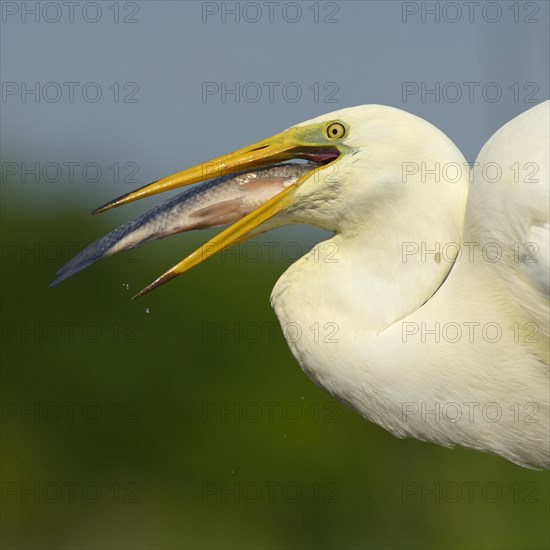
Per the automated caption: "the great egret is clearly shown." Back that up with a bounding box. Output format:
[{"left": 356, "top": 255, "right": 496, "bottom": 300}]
[{"left": 52, "top": 102, "right": 549, "bottom": 469}]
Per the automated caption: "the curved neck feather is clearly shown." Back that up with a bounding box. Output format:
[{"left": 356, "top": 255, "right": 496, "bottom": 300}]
[{"left": 276, "top": 198, "right": 466, "bottom": 333}]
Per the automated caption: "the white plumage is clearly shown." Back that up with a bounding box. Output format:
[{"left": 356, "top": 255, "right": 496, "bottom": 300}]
[{"left": 271, "top": 102, "right": 549, "bottom": 468}]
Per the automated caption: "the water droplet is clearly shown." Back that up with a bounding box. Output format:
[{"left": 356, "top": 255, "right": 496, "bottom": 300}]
[
  {"left": 122, "top": 283, "right": 129, "bottom": 290},
  {"left": 144, "top": 307, "right": 150, "bottom": 314}
]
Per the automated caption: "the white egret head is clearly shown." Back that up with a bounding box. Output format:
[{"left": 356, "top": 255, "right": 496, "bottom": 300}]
[{"left": 278, "top": 105, "right": 469, "bottom": 237}]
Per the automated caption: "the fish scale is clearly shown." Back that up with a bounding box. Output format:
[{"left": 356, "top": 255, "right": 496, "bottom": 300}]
[{"left": 50, "top": 162, "right": 315, "bottom": 286}]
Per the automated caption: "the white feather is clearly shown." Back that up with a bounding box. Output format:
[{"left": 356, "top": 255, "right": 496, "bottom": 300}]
[{"left": 271, "top": 102, "right": 549, "bottom": 469}]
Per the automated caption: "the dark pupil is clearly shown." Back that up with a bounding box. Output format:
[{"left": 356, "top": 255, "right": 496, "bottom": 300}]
[{"left": 332, "top": 128, "right": 338, "bottom": 134}]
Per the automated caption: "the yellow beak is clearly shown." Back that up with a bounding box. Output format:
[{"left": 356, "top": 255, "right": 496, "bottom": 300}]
[{"left": 91, "top": 126, "right": 340, "bottom": 298}]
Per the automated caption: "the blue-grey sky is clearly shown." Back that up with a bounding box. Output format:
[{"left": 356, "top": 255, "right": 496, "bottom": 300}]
[{"left": 2, "top": 0, "right": 549, "bottom": 220}]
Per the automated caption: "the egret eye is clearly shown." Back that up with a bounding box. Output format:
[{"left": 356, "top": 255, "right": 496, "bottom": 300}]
[{"left": 326, "top": 122, "right": 346, "bottom": 140}]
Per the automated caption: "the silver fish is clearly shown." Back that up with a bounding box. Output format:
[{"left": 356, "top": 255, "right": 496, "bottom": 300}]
[{"left": 50, "top": 163, "right": 315, "bottom": 286}]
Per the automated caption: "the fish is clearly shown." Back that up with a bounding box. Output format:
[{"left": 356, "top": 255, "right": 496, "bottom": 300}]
[{"left": 50, "top": 163, "right": 316, "bottom": 286}]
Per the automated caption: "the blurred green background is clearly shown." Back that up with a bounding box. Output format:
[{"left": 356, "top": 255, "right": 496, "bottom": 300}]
[
  {"left": 2, "top": 1, "right": 549, "bottom": 548},
  {"left": 2, "top": 187, "right": 549, "bottom": 549}
]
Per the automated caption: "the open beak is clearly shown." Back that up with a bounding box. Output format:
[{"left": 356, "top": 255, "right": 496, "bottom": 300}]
[{"left": 91, "top": 126, "right": 340, "bottom": 298}]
